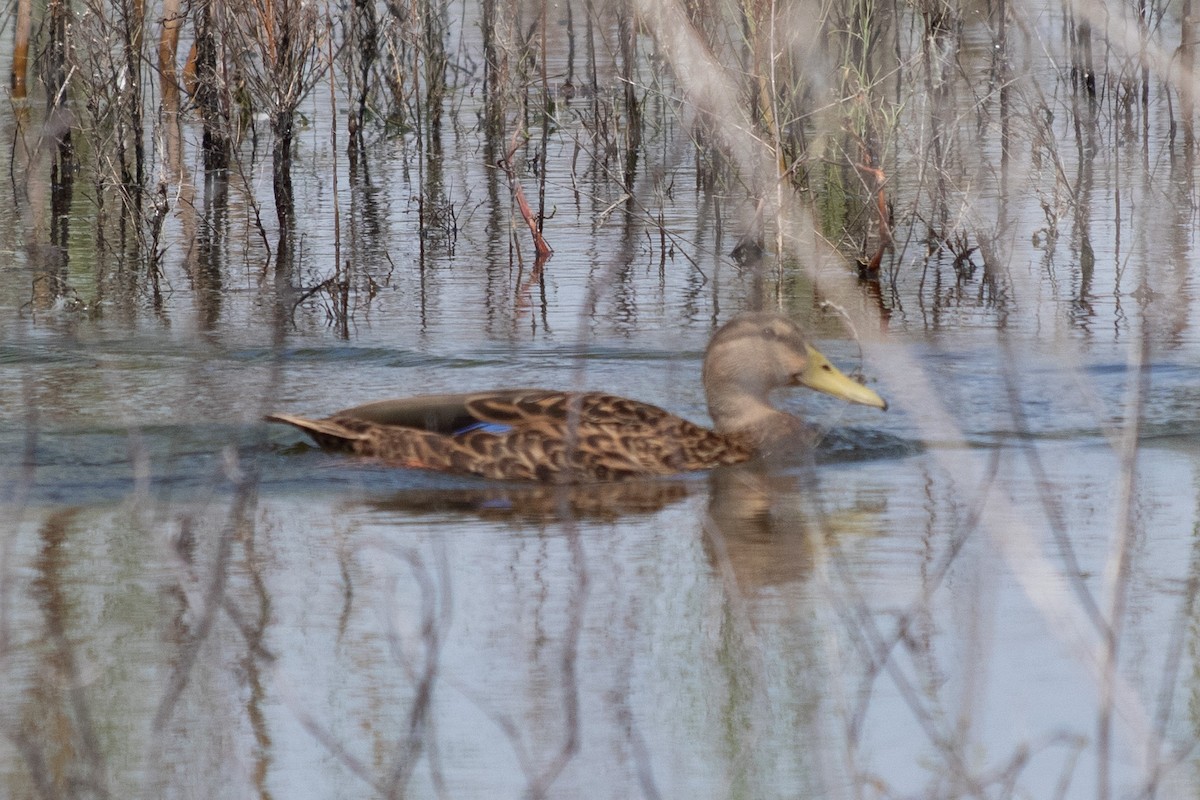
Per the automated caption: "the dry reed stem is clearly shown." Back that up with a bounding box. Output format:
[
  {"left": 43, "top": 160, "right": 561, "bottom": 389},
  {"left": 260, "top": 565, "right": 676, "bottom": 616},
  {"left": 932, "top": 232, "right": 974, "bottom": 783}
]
[
  {"left": 10, "top": 0, "right": 33, "bottom": 100},
  {"left": 502, "top": 127, "right": 554, "bottom": 259},
  {"left": 158, "top": 0, "right": 183, "bottom": 105}
]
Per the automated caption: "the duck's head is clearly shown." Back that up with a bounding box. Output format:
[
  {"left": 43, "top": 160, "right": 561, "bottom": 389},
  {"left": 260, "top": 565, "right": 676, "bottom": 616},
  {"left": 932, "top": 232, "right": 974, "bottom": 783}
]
[{"left": 702, "top": 313, "right": 887, "bottom": 436}]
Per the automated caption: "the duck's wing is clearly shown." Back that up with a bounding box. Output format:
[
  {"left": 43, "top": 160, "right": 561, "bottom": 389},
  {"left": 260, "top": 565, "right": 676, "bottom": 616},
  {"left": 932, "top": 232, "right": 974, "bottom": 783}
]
[
  {"left": 462, "top": 391, "right": 755, "bottom": 480},
  {"left": 464, "top": 390, "right": 680, "bottom": 428}
]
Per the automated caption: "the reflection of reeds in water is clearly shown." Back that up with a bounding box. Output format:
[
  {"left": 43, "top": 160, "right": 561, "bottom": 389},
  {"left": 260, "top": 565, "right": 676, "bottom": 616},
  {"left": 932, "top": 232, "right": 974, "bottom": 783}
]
[{"left": 6, "top": 0, "right": 1194, "bottom": 318}]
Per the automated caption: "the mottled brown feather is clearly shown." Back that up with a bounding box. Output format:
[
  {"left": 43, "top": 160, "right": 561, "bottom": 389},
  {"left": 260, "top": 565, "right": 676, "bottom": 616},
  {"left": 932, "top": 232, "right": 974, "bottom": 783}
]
[{"left": 267, "top": 391, "right": 757, "bottom": 482}]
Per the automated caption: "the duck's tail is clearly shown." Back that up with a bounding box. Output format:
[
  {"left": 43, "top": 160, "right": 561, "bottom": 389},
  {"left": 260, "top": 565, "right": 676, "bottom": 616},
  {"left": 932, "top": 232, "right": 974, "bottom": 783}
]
[
  {"left": 264, "top": 413, "right": 369, "bottom": 452},
  {"left": 267, "top": 412, "right": 481, "bottom": 475}
]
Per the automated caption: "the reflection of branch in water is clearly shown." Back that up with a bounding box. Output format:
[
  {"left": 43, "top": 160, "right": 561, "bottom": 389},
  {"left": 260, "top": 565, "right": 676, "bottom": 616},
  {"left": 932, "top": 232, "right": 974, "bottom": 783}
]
[
  {"left": 21, "top": 507, "right": 110, "bottom": 799},
  {"left": 280, "top": 539, "right": 454, "bottom": 799},
  {"left": 829, "top": 447, "right": 1000, "bottom": 746},
  {"left": 611, "top": 645, "right": 664, "bottom": 800},
  {"left": 278, "top": 675, "right": 379, "bottom": 790},
  {"left": 238, "top": 489, "right": 277, "bottom": 798},
  {"left": 375, "top": 541, "right": 450, "bottom": 798},
  {"left": 421, "top": 513, "right": 589, "bottom": 799},
  {"left": 515, "top": 250, "right": 551, "bottom": 316},
  {"left": 523, "top": 517, "right": 587, "bottom": 800},
  {"left": 154, "top": 454, "right": 258, "bottom": 733}
]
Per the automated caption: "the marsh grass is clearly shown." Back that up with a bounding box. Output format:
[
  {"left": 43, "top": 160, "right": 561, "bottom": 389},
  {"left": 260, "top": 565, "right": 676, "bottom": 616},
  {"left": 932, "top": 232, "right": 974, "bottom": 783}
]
[{"left": 4, "top": 0, "right": 1200, "bottom": 797}]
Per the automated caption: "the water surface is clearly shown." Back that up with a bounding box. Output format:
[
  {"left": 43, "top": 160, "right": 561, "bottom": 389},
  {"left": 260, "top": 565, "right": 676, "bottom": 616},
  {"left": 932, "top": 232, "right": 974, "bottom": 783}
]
[{"left": 3, "top": 2, "right": 1200, "bottom": 798}]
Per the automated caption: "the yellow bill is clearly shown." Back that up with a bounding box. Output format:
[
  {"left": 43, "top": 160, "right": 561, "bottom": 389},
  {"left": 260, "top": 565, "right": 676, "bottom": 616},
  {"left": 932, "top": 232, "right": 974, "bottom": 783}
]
[{"left": 796, "top": 345, "right": 888, "bottom": 410}]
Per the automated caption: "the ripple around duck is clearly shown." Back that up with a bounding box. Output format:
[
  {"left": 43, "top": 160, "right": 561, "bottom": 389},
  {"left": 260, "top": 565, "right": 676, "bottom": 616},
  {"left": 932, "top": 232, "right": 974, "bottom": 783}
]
[
  {"left": 3, "top": 403, "right": 1193, "bottom": 509},
  {"left": 0, "top": 422, "right": 505, "bottom": 507},
  {"left": 0, "top": 343, "right": 100, "bottom": 367},
  {"left": 2, "top": 427, "right": 221, "bottom": 506},
  {"left": 813, "top": 427, "right": 924, "bottom": 463},
  {"left": 874, "top": 342, "right": 1200, "bottom": 449},
  {"left": 2, "top": 417, "right": 920, "bottom": 508}
]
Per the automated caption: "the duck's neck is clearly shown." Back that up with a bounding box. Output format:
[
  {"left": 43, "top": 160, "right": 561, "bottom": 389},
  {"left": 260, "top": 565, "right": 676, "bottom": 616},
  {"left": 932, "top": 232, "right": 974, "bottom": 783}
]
[{"left": 705, "top": 382, "right": 799, "bottom": 446}]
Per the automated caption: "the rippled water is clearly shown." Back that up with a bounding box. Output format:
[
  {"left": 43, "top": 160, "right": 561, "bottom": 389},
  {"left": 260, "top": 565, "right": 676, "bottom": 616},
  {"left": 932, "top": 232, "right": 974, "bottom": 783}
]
[{"left": 4, "top": 1, "right": 1200, "bottom": 798}]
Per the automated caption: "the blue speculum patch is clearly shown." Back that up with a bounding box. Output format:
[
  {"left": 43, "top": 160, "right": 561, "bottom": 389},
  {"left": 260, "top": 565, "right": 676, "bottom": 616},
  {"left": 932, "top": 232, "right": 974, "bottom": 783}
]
[{"left": 453, "top": 421, "right": 515, "bottom": 437}]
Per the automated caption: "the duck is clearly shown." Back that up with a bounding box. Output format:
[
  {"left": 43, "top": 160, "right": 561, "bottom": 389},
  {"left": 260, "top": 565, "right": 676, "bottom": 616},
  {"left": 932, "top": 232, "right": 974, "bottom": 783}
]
[{"left": 265, "top": 313, "right": 887, "bottom": 482}]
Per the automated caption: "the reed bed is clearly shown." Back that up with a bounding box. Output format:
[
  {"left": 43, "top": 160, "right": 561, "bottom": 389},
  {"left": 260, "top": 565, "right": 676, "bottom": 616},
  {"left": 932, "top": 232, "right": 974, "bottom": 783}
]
[{"left": 7, "top": 0, "right": 1185, "bottom": 325}]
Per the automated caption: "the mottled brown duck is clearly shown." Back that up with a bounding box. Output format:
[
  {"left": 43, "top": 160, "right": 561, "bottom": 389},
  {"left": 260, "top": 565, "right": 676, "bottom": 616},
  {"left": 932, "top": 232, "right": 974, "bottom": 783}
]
[{"left": 266, "top": 313, "right": 887, "bottom": 482}]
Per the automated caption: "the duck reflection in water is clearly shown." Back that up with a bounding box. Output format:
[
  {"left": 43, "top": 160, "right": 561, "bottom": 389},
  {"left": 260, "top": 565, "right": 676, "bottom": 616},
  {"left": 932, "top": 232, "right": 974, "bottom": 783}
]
[
  {"left": 703, "top": 458, "right": 888, "bottom": 594},
  {"left": 362, "top": 456, "right": 889, "bottom": 597}
]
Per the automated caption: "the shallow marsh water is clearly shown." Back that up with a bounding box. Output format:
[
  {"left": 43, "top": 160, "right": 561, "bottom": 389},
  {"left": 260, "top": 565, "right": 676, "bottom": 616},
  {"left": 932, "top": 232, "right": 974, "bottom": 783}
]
[{"left": 4, "top": 1, "right": 1200, "bottom": 798}]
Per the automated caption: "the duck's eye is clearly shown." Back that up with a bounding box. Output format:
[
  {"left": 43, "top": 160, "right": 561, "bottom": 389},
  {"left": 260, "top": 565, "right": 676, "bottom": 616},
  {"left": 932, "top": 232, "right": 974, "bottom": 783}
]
[
  {"left": 761, "top": 327, "right": 778, "bottom": 339},
  {"left": 822, "top": 364, "right": 832, "bottom": 371}
]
